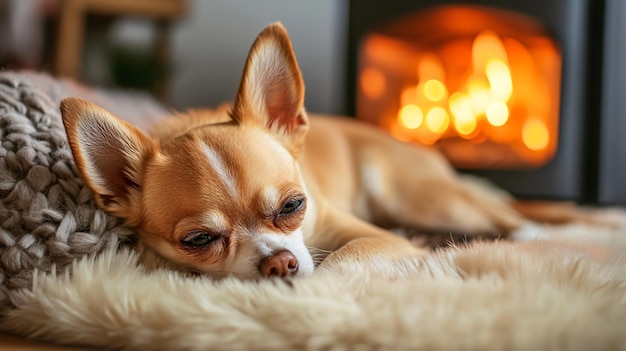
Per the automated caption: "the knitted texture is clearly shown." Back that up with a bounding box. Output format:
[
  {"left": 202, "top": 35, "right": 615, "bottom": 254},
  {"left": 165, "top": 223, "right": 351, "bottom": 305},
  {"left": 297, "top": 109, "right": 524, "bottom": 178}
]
[{"left": 0, "top": 71, "right": 168, "bottom": 313}]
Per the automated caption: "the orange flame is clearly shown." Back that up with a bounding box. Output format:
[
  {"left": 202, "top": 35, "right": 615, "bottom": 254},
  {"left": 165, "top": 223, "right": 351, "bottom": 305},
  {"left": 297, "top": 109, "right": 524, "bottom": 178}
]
[{"left": 395, "top": 29, "right": 552, "bottom": 155}]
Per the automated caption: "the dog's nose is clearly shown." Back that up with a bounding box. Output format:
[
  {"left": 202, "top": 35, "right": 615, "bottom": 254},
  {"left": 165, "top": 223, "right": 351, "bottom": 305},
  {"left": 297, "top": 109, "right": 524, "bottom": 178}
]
[{"left": 259, "top": 250, "right": 299, "bottom": 278}]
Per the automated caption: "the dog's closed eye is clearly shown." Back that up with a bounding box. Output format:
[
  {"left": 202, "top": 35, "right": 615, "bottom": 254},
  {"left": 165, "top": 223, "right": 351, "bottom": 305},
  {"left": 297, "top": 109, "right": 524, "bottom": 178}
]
[
  {"left": 279, "top": 198, "right": 304, "bottom": 216},
  {"left": 178, "top": 229, "right": 229, "bottom": 264},
  {"left": 181, "top": 231, "right": 221, "bottom": 248},
  {"left": 273, "top": 196, "right": 307, "bottom": 231}
]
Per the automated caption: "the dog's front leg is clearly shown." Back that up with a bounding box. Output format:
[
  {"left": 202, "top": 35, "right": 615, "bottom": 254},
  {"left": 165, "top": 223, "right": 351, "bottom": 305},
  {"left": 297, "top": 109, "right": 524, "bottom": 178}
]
[{"left": 308, "top": 205, "right": 427, "bottom": 269}]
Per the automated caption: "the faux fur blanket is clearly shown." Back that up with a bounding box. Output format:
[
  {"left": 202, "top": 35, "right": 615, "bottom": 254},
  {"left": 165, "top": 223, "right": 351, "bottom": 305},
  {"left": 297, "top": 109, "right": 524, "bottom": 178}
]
[
  {"left": 1, "top": 71, "right": 626, "bottom": 350},
  {"left": 2, "top": 242, "right": 626, "bottom": 350}
]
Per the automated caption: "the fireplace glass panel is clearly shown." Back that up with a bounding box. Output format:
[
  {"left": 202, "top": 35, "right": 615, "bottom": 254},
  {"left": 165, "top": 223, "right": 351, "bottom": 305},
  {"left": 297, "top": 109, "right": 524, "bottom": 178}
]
[{"left": 356, "top": 6, "right": 562, "bottom": 169}]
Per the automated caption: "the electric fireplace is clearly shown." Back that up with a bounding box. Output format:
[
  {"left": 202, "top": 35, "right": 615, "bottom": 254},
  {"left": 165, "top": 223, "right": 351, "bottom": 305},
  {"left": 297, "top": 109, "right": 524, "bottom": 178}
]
[{"left": 347, "top": 0, "right": 626, "bottom": 206}]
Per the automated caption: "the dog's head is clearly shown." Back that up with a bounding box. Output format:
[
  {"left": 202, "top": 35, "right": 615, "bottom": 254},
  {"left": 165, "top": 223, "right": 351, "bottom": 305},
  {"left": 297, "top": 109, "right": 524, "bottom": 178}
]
[{"left": 61, "top": 23, "right": 315, "bottom": 279}]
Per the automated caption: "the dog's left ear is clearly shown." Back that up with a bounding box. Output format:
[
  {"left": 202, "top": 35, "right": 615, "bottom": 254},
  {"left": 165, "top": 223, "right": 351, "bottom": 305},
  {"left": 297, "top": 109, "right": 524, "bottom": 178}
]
[{"left": 232, "top": 22, "right": 308, "bottom": 155}]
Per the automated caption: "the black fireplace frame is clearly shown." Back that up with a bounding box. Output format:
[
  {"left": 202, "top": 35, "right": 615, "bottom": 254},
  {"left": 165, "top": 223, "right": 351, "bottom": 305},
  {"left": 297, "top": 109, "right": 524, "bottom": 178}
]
[{"left": 346, "top": 0, "right": 625, "bottom": 206}]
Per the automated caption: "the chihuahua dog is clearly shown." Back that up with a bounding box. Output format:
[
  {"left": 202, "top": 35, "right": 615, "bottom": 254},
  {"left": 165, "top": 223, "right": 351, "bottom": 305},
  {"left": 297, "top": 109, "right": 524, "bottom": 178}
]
[{"left": 60, "top": 23, "right": 619, "bottom": 279}]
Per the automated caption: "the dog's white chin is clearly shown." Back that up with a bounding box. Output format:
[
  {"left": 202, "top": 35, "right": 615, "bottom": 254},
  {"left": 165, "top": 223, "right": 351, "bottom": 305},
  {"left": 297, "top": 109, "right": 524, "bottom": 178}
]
[
  {"left": 292, "top": 251, "right": 315, "bottom": 278},
  {"left": 282, "top": 231, "right": 315, "bottom": 278}
]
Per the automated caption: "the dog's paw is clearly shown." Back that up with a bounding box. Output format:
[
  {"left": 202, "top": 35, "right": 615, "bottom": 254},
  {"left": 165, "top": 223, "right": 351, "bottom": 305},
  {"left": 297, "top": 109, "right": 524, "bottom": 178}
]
[
  {"left": 510, "top": 222, "right": 551, "bottom": 241},
  {"left": 582, "top": 207, "right": 626, "bottom": 228},
  {"left": 510, "top": 219, "right": 626, "bottom": 252}
]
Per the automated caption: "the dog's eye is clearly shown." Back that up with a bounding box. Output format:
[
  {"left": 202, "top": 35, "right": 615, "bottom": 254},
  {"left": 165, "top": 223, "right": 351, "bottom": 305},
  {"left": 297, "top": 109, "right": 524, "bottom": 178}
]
[
  {"left": 182, "top": 231, "right": 219, "bottom": 247},
  {"left": 280, "top": 198, "right": 304, "bottom": 215}
]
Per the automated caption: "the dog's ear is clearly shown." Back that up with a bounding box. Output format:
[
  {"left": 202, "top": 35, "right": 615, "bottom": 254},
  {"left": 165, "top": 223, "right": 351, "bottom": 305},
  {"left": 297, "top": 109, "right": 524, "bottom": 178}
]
[
  {"left": 60, "top": 98, "right": 158, "bottom": 222},
  {"left": 232, "top": 22, "right": 308, "bottom": 155}
]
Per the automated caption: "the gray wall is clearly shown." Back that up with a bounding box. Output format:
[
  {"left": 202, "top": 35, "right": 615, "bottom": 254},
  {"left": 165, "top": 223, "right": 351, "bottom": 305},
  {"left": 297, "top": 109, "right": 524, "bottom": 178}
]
[
  {"left": 168, "top": 0, "right": 347, "bottom": 113},
  {"left": 108, "top": 1, "right": 347, "bottom": 113}
]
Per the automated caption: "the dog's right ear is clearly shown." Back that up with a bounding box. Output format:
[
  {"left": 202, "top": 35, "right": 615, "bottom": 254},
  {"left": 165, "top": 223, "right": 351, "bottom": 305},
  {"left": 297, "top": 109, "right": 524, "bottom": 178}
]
[
  {"left": 232, "top": 22, "right": 308, "bottom": 156},
  {"left": 60, "top": 98, "right": 158, "bottom": 222}
]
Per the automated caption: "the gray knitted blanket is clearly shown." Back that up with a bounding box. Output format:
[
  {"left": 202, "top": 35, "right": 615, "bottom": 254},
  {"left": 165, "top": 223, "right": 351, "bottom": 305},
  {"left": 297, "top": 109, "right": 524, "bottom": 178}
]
[{"left": 0, "top": 71, "right": 168, "bottom": 313}]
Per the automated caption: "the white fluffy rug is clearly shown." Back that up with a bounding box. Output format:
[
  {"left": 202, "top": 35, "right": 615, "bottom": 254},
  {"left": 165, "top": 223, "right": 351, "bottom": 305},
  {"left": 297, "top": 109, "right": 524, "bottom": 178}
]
[{"left": 2, "top": 231, "right": 626, "bottom": 350}]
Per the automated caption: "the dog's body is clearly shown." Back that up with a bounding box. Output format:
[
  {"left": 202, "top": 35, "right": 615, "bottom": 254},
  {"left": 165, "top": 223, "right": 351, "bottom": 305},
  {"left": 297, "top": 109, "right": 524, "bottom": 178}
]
[{"left": 60, "top": 23, "right": 621, "bottom": 279}]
